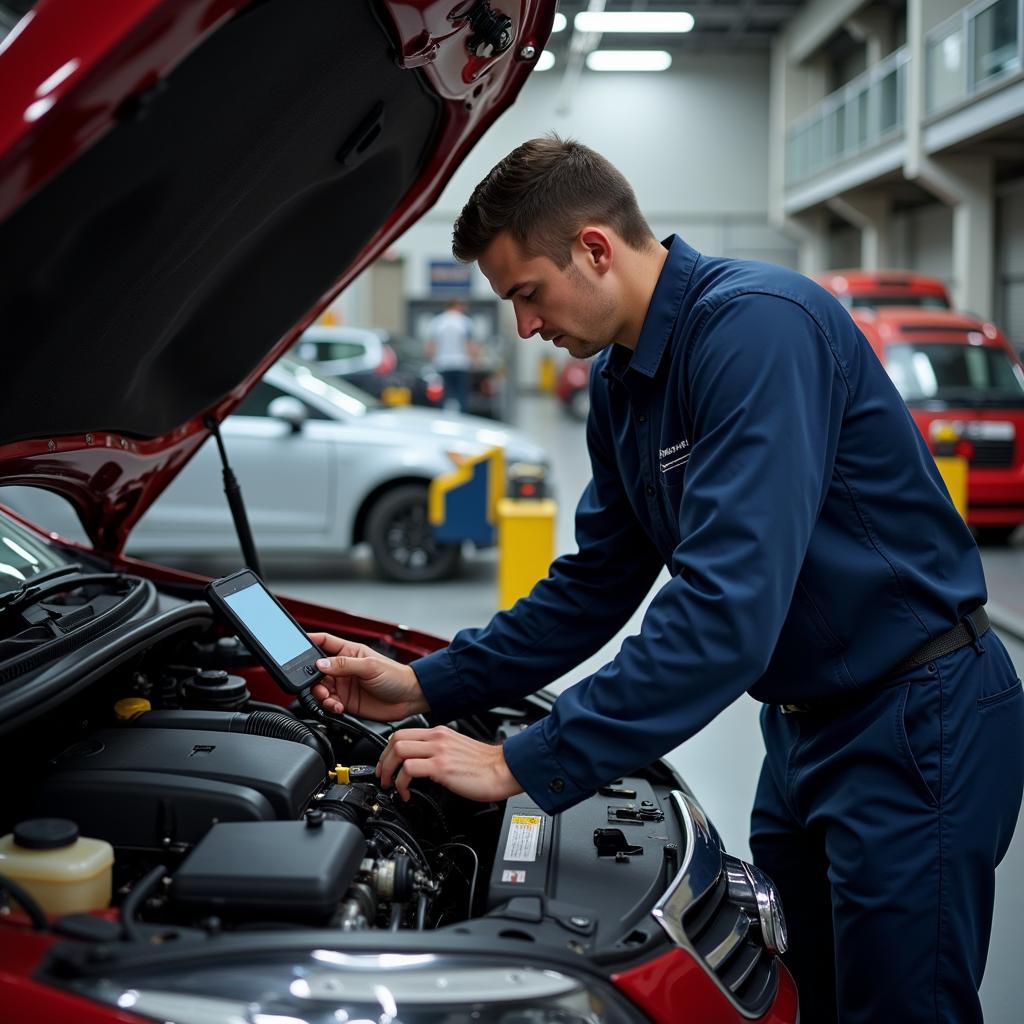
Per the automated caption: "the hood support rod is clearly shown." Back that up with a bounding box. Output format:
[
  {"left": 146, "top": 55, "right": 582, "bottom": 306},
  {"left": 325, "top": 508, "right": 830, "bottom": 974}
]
[{"left": 204, "top": 417, "right": 263, "bottom": 579}]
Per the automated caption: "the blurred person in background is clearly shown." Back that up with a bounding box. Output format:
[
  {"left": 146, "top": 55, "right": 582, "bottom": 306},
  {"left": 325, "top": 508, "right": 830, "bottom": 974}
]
[{"left": 426, "top": 297, "right": 478, "bottom": 412}]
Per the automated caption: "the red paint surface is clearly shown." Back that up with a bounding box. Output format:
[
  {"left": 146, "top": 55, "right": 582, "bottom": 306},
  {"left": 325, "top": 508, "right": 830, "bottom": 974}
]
[{"left": 612, "top": 948, "right": 799, "bottom": 1024}]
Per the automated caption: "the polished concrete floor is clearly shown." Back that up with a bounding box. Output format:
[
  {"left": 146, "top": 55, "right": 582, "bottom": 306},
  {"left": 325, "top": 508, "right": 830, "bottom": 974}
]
[{"left": 262, "top": 394, "right": 1024, "bottom": 1023}]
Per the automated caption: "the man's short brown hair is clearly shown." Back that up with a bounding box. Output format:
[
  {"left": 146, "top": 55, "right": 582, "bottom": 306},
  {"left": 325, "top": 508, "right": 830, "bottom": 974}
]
[{"left": 452, "top": 135, "right": 655, "bottom": 268}]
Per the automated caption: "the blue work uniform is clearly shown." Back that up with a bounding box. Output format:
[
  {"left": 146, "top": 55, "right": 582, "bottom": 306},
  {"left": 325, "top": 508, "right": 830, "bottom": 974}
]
[{"left": 412, "top": 236, "right": 1024, "bottom": 1022}]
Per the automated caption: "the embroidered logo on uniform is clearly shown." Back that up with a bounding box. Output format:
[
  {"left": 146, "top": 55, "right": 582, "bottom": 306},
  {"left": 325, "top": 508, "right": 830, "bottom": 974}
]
[{"left": 659, "top": 438, "right": 690, "bottom": 473}]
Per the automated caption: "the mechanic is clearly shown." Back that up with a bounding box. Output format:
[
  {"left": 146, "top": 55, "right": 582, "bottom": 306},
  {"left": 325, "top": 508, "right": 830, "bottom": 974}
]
[
  {"left": 425, "top": 297, "right": 478, "bottom": 412},
  {"left": 311, "top": 136, "right": 1024, "bottom": 1024}
]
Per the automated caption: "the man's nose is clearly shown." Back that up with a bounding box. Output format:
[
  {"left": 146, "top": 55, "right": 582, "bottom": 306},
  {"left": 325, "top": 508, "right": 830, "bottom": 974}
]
[{"left": 516, "top": 310, "right": 543, "bottom": 339}]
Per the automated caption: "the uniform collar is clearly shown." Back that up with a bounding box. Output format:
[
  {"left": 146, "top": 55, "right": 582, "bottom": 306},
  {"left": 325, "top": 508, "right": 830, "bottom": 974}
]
[{"left": 603, "top": 234, "right": 698, "bottom": 382}]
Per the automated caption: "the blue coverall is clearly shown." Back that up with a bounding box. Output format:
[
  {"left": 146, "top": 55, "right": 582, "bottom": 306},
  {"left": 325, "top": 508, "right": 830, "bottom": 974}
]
[{"left": 413, "top": 236, "right": 1024, "bottom": 1022}]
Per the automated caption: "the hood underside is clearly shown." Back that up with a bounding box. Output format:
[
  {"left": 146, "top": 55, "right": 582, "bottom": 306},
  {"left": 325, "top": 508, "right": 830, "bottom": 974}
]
[{"left": 0, "top": 0, "right": 550, "bottom": 552}]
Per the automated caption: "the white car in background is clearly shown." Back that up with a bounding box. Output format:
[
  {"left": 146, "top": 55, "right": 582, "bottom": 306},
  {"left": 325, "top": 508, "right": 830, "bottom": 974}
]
[{"left": 3, "top": 358, "right": 548, "bottom": 583}]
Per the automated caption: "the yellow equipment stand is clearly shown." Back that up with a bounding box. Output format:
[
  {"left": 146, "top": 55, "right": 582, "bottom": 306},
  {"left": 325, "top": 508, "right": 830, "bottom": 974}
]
[
  {"left": 380, "top": 385, "right": 412, "bottom": 406},
  {"left": 538, "top": 354, "right": 556, "bottom": 393},
  {"left": 497, "top": 497, "right": 556, "bottom": 609},
  {"left": 933, "top": 455, "right": 968, "bottom": 520}
]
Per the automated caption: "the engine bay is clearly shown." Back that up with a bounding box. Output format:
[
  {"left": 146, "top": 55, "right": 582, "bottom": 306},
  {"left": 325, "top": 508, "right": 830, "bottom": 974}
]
[{"left": 0, "top": 568, "right": 686, "bottom": 961}]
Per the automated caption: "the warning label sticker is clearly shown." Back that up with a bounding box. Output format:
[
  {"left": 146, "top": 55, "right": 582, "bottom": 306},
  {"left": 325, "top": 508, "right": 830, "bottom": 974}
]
[
  {"left": 502, "top": 869, "right": 527, "bottom": 884},
  {"left": 503, "top": 814, "right": 543, "bottom": 862}
]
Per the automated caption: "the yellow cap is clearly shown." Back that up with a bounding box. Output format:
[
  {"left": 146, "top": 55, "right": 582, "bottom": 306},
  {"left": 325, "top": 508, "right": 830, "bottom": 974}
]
[
  {"left": 114, "top": 697, "right": 151, "bottom": 722},
  {"left": 331, "top": 765, "right": 350, "bottom": 785}
]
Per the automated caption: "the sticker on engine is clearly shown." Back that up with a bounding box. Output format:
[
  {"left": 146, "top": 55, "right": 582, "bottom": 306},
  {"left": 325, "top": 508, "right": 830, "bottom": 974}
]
[
  {"left": 503, "top": 814, "right": 543, "bottom": 862},
  {"left": 502, "top": 869, "right": 527, "bottom": 884}
]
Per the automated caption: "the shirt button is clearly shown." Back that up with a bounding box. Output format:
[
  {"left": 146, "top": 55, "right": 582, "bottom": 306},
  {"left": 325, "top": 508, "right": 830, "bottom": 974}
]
[
  {"left": 550, "top": 778, "right": 565, "bottom": 793},
  {"left": 646, "top": 484, "right": 655, "bottom": 496}
]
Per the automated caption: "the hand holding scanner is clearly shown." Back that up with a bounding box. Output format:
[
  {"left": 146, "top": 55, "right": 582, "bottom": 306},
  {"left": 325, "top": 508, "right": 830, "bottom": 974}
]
[{"left": 205, "top": 569, "right": 323, "bottom": 694}]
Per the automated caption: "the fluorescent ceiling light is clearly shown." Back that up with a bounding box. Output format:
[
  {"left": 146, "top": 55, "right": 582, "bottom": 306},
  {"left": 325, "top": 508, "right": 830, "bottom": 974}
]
[
  {"left": 586, "top": 50, "right": 672, "bottom": 72},
  {"left": 575, "top": 11, "right": 695, "bottom": 34},
  {"left": 535, "top": 50, "right": 556, "bottom": 71},
  {"left": 552, "top": 12, "right": 567, "bottom": 32}
]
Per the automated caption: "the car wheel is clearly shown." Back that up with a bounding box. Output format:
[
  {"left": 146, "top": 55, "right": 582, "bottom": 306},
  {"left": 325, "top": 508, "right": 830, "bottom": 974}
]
[
  {"left": 568, "top": 387, "right": 590, "bottom": 421},
  {"left": 973, "top": 525, "right": 1020, "bottom": 546},
  {"left": 366, "top": 484, "right": 463, "bottom": 582}
]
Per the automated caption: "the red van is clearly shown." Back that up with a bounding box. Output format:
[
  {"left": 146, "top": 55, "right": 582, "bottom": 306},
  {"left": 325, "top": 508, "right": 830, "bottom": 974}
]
[
  {"left": 852, "top": 307, "right": 1024, "bottom": 542},
  {"left": 817, "top": 269, "right": 952, "bottom": 310}
]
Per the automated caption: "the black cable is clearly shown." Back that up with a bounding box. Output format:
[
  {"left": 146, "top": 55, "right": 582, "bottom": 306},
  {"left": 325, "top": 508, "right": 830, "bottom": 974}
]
[
  {"left": 296, "top": 688, "right": 387, "bottom": 751},
  {"left": 415, "top": 892, "right": 428, "bottom": 930},
  {"left": 120, "top": 864, "right": 166, "bottom": 943},
  {"left": 438, "top": 843, "right": 479, "bottom": 919},
  {"left": 0, "top": 874, "right": 48, "bottom": 931},
  {"left": 388, "top": 901, "right": 403, "bottom": 932},
  {"left": 368, "top": 819, "right": 430, "bottom": 872},
  {"left": 404, "top": 787, "right": 450, "bottom": 835},
  {"left": 246, "top": 699, "right": 298, "bottom": 718}
]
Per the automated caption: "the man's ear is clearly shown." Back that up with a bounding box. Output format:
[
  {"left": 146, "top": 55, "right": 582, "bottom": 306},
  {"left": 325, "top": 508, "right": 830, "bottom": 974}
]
[{"left": 578, "top": 227, "right": 613, "bottom": 275}]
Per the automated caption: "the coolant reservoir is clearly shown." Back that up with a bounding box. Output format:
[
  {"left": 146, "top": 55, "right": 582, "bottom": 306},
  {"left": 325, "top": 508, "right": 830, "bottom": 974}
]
[{"left": 0, "top": 818, "right": 113, "bottom": 915}]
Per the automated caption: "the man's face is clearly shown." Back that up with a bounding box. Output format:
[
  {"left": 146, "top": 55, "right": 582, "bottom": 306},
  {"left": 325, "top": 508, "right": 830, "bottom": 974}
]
[{"left": 478, "top": 231, "right": 619, "bottom": 360}]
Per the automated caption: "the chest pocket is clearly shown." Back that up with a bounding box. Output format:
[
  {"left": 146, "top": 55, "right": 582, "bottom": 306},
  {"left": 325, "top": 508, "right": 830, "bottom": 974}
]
[{"left": 657, "top": 438, "right": 691, "bottom": 489}]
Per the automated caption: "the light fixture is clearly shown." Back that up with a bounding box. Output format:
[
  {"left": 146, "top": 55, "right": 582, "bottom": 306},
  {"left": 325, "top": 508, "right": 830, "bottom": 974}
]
[
  {"left": 552, "top": 12, "right": 567, "bottom": 32},
  {"left": 575, "top": 11, "right": 694, "bottom": 34},
  {"left": 535, "top": 50, "right": 556, "bottom": 71},
  {"left": 586, "top": 50, "right": 672, "bottom": 72}
]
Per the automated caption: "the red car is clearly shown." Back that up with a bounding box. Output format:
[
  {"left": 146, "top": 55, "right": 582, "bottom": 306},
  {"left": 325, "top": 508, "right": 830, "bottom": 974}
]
[
  {"left": 816, "top": 269, "right": 952, "bottom": 310},
  {"left": 852, "top": 307, "right": 1024, "bottom": 542},
  {"left": 0, "top": 3, "right": 796, "bottom": 1024},
  {"left": 556, "top": 357, "right": 594, "bottom": 420}
]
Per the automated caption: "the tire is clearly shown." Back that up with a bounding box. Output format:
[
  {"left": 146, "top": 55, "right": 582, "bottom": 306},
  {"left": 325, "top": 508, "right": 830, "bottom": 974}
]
[
  {"left": 973, "top": 525, "right": 1020, "bottom": 546},
  {"left": 568, "top": 387, "right": 590, "bottom": 421},
  {"left": 365, "top": 483, "right": 462, "bottom": 582}
]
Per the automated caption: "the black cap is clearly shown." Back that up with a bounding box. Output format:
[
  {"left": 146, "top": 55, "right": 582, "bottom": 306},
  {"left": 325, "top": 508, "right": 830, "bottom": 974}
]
[{"left": 14, "top": 818, "right": 79, "bottom": 850}]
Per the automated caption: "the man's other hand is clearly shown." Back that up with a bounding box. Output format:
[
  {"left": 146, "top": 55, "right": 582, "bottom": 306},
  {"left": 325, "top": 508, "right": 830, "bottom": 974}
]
[
  {"left": 377, "top": 725, "right": 523, "bottom": 803},
  {"left": 309, "top": 632, "right": 429, "bottom": 722}
]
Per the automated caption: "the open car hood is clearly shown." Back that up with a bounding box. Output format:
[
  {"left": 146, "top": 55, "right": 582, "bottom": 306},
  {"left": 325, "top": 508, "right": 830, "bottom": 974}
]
[{"left": 0, "top": 0, "right": 553, "bottom": 554}]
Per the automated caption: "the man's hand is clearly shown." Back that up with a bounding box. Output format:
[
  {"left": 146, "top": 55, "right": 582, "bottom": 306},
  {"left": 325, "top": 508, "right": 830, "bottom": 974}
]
[
  {"left": 377, "top": 726, "right": 523, "bottom": 804},
  {"left": 309, "top": 632, "right": 429, "bottom": 722}
]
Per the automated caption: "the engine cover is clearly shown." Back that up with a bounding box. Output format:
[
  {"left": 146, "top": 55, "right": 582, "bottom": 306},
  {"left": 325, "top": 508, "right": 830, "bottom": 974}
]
[{"left": 34, "top": 728, "right": 324, "bottom": 849}]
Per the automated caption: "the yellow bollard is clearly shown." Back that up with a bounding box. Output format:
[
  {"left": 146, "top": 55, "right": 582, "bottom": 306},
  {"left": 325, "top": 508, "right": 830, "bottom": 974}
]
[
  {"left": 933, "top": 455, "right": 968, "bottom": 520},
  {"left": 380, "top": 385, "right": 412, "bottom": 406},
  {"left": 497, "top": 497, "right": 556, "bottom": 609},
  {"left": 538, "top": 354, "right": 556, "bottom": 394}
]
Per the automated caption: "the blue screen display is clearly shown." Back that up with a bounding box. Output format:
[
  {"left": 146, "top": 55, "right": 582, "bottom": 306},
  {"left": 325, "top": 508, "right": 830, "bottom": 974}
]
[{"left": 224, "top": 583, "right": 310, "bottom": 667}]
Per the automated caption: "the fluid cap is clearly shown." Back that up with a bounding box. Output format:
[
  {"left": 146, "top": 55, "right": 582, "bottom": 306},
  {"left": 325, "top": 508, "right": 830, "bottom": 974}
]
[
  {"left": 14, "top": 818, "right": 79, "bottom": 850},
  {"left": 114, "top": 697, "right": 151, "bottom": 722}
]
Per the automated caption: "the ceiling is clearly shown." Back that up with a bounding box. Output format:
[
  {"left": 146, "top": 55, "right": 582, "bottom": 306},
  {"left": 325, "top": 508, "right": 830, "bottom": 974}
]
[{"left": 542, "top": 0, "right": 809, "bottom": 59}]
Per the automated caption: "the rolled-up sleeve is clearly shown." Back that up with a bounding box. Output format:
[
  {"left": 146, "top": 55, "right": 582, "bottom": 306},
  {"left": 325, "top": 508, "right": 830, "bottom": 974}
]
[
  {"left": 504, "top": 295, "right": 850, "bottom": 812},
  {"left": 413, "top": 368, "right": 664, "bottom": 721}
]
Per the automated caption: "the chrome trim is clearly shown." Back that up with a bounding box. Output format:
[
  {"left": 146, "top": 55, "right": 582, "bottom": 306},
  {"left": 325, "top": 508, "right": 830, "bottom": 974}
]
[
  {"left": 651, "top": 791, "right": 769, "bottom": 1019},
  {"left": 704, "top": 912, "right": 751, "bottom": 969}
]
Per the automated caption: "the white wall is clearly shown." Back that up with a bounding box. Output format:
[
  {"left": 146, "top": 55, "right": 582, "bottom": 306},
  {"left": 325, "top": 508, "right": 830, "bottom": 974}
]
[{"left": 368, "top": 54, "right": 797, "bottom": 387}]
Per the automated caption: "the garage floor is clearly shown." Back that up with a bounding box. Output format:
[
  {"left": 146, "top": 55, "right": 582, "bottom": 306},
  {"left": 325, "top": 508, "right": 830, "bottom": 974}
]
[{"left": 264, "top": 393, "right": 1024, "bottom": 1023}]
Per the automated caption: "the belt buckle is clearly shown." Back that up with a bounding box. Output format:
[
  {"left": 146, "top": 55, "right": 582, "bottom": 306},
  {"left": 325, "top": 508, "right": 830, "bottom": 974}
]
[{"left": 779, "top": 703, "right": 809, "bottom": 715}]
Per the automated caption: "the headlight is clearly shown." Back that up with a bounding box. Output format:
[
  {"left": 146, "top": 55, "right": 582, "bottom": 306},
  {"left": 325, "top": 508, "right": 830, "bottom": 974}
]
[{"left": 67, "top": 951, "right": 646, "bottom": 1023}]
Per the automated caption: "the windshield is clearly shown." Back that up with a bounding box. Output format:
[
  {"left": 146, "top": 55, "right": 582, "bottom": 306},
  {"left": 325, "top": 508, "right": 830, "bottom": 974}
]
[
  {"left": 275, "top": 358, "right": 379, "bottom": 416},
  {"left": 850, "top": 294, "right": 950, "bottom": 309},
  {"left": 0, "top": 507, "right": 70, "bottom": 594},
  {"left": 885, "top": 342, "right": 1024, "bottom": 405}
]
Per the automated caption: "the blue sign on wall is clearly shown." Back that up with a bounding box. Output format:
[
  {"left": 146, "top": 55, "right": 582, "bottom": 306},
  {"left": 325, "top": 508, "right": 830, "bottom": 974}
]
[{"left": 429, "top": 259, "right": 472, "bottom": 294}]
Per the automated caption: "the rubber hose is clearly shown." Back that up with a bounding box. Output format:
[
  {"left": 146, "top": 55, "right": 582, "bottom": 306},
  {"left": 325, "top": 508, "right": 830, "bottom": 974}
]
[{"left": 246, "top": 711, "right": 333, "bottom": 770}]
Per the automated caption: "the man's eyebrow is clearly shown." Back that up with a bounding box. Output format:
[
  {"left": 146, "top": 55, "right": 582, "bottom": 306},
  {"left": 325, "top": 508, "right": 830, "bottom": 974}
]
[{"left": 503, "top": 282, "right": 529, "bottom": 300}]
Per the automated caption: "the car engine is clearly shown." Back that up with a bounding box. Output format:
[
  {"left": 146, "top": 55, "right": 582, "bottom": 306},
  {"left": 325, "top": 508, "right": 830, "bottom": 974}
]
[{"left": 0, "top": 570, "right": 688, "bottom": 956}]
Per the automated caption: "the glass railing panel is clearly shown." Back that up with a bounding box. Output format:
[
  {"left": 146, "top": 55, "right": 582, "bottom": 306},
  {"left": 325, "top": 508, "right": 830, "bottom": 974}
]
[
  {"left": 927, "top": 21, "right": 968, "bottom": 114},
  {"left": 971, "top": 0, "right": 1021, "bottom": 89},
  {"left": 784, "top": 48, "right": 907, "bottom": 187},
  {"left": 878, "top": 66, "right": 901, "bottom": 134}
]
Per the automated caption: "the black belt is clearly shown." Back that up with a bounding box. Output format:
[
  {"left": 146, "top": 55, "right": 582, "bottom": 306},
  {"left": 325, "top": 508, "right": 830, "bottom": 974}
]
[{"left": 779, "top": 606, "right": 990, "bottom": 715}]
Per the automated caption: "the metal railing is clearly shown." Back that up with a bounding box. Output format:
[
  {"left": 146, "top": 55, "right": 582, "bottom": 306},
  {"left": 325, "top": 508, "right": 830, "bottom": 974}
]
[
  {"left": 926, "top": 0, "right": 1023, "bottom": 116},
  {"left": 785, "top": 47, "right": 909, "bottom": 187}
]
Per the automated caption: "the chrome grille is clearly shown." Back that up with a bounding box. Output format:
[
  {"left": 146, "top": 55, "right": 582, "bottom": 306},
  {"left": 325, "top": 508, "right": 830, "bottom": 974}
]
[{"left": 651, "top": 792, "right": 781, "bottom": 1019}]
